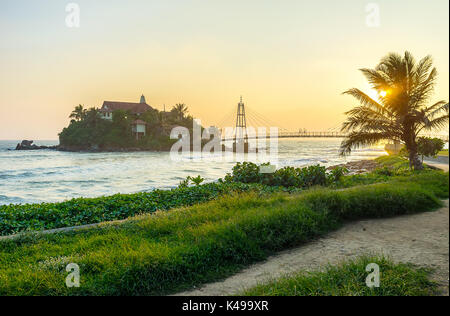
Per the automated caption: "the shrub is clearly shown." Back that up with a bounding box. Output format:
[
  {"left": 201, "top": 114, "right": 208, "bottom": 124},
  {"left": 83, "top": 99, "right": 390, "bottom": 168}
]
[
  {"left": 417, "top": 137, "right": 445, "bottom": 161},
  {"left": 227, "top": 162, "right": 262, "bottom": 184},
  {"left": 326, "top": 166, "right": 349, "bottom": 184},
  {"left": 225, "top": 162, "right": 328, "bottom": 188},
  {"left": 374, "top": 166, "right": 394, "bottom": 176}
]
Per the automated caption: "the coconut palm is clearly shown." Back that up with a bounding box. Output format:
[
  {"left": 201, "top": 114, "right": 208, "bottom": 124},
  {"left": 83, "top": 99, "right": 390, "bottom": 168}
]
[
  {"left": 340, "top": 52, "right": 449, "bottom": 170},
  {"left": 172, "top": 103, "right": 188, "bottom": 121},
  {"left": 69, "top": 104, "right": 87, "bottom": 121}
]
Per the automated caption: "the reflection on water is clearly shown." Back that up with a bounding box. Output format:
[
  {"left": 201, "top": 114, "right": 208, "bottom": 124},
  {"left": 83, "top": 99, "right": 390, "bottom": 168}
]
[{"left": 0, "top": 139, "right": 386, "bottom": 205}]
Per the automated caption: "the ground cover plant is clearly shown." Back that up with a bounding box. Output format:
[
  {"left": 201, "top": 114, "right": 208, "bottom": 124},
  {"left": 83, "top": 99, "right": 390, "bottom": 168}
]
[
  {"left": 240, "top": 255, "right": 437, "bottom": 296},
  {"left": 0, "top": 174, "right": 445, "bottom": 296},
  {"left": 0, "top": 182, "right": 298, "bottom": 236}
]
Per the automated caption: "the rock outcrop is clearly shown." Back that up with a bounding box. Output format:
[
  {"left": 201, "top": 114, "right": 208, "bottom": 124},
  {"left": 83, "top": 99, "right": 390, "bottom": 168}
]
[{"left": 15, "top": 140, "right": 58, "bottom": 150}]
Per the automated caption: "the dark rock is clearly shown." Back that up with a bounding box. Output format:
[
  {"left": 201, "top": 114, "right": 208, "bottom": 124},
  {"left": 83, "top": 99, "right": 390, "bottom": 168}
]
[
  {"left": 22, "top": 140, "right": 34, "bottom": 147},
  {"left": 15, "top": 140, "right": 58, "bottom": 151}
]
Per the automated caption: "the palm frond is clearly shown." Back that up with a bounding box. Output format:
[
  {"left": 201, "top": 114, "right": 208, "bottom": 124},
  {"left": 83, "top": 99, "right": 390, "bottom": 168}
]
[
  {"left": 426, "top": 101, "right": 449, "bottom": 119},
  {"left": 342, "top": 88, "right": 389, "bottom": 114},
  {"left": 359, "top": 69, "right": 391, "bottom": 90},
  {"left": 340, "top": 131, "right": 396, "bottom": 156},
  {"left": 422, "top": 114, "right": 449, "bottom": 131}
]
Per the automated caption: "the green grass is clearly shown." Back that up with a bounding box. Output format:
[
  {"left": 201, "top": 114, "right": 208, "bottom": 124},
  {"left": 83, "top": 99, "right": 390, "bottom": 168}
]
[
  {"left": 240, "top": 255, "right": 437, "bottom": 296},
  {"left": 375, "top": 155, "right": 411, "bottom": 170},
  {"left": 0, "top": 172, "right": 445, "bottom": 296},
  {"left": 334, "top": 156, "right": 449, "bottom": 194}
]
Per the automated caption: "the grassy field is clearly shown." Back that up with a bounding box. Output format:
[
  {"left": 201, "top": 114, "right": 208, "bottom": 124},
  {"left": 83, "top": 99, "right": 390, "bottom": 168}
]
[
  {"left": 0, "top": 169, "right": 446, "bottom": 295},
  {"left": 241, "top": 256, "right": 437, "bottom": 296}
]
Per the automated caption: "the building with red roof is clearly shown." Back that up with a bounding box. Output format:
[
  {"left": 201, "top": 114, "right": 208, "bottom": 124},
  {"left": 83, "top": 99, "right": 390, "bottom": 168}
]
[
  {"left": 99, "top": 95, "right": 153, "bottom": 120},
  {"left": 100, "top": 95, "right": 152, "bottom": 139}
]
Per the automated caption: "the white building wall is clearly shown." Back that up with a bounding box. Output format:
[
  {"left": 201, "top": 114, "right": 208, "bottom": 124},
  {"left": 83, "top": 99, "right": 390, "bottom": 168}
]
[
  {"left": 136, "top": 124, "right": 146, "bottom": 133},
  {"left": 101, "top": 112, "right": 113, "bottom": 120}
]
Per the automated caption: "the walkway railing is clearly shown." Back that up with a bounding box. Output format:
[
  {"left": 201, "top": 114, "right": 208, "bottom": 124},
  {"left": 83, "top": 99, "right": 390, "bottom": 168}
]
[{"left": 221, "top": 131, "right": 348, "bottom": 141}]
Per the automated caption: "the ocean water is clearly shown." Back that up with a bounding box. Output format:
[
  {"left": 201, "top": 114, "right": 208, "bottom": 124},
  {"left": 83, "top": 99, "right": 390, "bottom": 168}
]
[{"left": 0, "top": 139, "right": 386, "bottom": 205}]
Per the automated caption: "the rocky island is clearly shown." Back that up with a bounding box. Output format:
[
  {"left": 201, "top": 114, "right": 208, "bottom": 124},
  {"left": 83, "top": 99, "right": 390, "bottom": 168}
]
[
  {"left": 15, "top": 140, "right": 58, "bottom": 151},
  {"left": 17, "top": 95, "right": 203, "bottom": 152}
]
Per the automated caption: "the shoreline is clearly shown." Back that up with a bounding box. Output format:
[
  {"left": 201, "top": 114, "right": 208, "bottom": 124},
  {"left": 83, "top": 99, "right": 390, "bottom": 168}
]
[
  {"left": 0, "top": 158, "right": 381, "bottom": 205},
  {"left": 1, "top": 157, "right": 447, "bottom": 208}
]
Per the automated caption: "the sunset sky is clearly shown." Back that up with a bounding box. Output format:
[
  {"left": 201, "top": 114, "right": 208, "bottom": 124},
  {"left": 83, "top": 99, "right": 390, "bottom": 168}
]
[{"left": 0, "top": 0, "right": 448, "bottom": 140}]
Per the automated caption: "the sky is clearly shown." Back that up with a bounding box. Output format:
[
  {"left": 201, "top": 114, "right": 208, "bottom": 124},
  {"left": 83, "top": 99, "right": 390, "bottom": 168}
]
[{"left": 0, "top": 0, "right": 448, "bottom": 140}]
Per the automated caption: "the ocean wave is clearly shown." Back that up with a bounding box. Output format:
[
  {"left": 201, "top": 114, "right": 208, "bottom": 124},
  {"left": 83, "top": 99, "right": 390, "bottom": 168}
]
[{"left": 0, "top": 195, "right": 26, "bottom": 205}]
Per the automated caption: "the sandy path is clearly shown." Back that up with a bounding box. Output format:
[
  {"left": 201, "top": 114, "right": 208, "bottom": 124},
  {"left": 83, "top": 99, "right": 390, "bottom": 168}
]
[
  {"left": 424, "top": 160, "right": 449, "bottom": 172},
  {"left": 176, "top": 200, "right": 449, "bottom": 296}
]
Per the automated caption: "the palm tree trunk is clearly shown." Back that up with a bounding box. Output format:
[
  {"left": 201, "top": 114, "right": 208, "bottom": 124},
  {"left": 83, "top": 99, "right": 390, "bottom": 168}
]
[
  {"left": 406, "top": 141, "right": 423, "bottom": 170},
  {"left": 409, "top": 150, "right": 423, "bottom": 170}
]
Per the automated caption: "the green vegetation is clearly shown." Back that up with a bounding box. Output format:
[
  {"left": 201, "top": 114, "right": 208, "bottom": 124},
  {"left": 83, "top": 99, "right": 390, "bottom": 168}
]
[
  {"left": 59, "top": 104, "right": 197, "bottom": 151},
  {"left": 0, "top": 154, "right": 447, "bottom": 296},
  {"left": 340, "top": 51, "right": 449, "bottom": 170},
  {"left": 0, "top": 177, "right": 444, "bottom": 295},
  {"left": 417, "top": 137, "right": 445, "bottom": 161},
  {"left": 241, "top": 256, "right": 437, "bottom": 296},
  {"left": 0, "top": 182, "right": 297, "bottom": 237},
  {"left": 223, "top": 162, "right": 341, "bottom": 187}
]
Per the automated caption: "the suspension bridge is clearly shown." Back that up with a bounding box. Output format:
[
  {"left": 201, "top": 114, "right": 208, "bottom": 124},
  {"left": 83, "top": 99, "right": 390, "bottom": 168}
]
[{"left": 217, "top": 97, "right": 449, "bottom": 144}]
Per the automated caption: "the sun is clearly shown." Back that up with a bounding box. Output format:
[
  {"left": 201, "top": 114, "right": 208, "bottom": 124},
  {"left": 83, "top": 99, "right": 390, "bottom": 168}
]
[{"left": 379, "top": 90, "right": 387, "bottom": 98}]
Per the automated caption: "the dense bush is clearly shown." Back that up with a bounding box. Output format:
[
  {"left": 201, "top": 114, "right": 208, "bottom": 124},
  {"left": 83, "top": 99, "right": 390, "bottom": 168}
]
[
  {"left": 0, "top": 181, "right": 442, "bottom": 296},
  {"left": 224, "top": 162, "right": 334, "bottom": 188}
]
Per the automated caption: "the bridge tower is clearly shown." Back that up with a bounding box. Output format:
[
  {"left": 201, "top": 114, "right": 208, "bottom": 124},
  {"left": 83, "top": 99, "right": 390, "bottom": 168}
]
[{"left": 235, "top": 96, "right": 248, "bottom": 143}]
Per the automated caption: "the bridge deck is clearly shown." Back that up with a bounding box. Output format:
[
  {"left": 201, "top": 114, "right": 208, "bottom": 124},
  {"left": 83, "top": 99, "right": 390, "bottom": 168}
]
[{"left": 222, "top": 132, "right": 347, "bottom": 141}]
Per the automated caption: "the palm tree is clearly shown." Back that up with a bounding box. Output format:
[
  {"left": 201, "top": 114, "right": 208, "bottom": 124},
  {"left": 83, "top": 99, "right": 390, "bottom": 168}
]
[
  {"left": 340, "top": 52, "right": 449, "bottom": 170},
  {"left": 69, "top": 104, "right": 87, "bottom": 121},
  {"left": 172, "top": 103, "right": 188, "bottom": 121}
]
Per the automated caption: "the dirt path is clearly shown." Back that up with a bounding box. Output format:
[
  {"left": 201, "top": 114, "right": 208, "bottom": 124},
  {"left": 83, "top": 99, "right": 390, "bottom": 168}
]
[
  {"left": 176, "top": 200, "right": 449, "bottom": 296},
  {"left": 424, "top": 160, "right": 449, "bottom": 172}
]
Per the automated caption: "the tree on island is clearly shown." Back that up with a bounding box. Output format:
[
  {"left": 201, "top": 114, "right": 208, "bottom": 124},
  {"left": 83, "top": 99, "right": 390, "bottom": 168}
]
[
  {"left": 172, "top": 103, "right": 189, "bottom": 121},
  {"left": 340, "top": 51, "right": 449, "bottom": 170},
  {"left": 69, "top": 104, "right": 87, "bottom": 121}
]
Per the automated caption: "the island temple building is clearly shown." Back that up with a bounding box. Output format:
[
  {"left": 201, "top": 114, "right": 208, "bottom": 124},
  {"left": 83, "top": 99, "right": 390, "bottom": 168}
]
[{"left": 99, "top": 95, "right": 153, "bottom": 139}]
